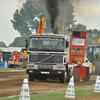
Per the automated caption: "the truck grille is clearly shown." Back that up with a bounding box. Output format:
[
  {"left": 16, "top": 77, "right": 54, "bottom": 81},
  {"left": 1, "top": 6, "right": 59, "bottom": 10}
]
[
  {"left": 38, "top": 65, "right": 53, "bottom": 69},
  {"left": 29, "top": 54, "right": 63, "bottom": 64}
]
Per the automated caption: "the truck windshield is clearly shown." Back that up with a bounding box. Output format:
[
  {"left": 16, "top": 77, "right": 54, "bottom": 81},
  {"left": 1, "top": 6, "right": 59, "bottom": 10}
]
[
  {"left": 29, "top": 37, "right": 64, "bottom": 52},
  {"left": 72, "top": 38, "right": 85, "bottom": 46}
]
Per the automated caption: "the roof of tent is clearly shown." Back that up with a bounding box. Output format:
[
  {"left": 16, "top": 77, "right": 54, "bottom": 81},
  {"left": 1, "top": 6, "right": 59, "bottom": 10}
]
[{"left": 0, "top": 47, "right": 25, "bottom": 53}]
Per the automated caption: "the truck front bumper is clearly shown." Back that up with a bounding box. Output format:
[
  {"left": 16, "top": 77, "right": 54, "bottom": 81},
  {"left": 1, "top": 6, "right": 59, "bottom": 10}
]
[{"left": 26, "top": 69, "right": 65, "bottom": 75}]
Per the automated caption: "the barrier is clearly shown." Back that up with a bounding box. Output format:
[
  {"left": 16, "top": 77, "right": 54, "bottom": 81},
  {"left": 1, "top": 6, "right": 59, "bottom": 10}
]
[
  {"left": 4, "top": 61, "right": 7, "bottom": 68},
  {"left": 94, "top": 76, "right": 100, "bottom": 93},
  {"left": 19, "top": 78, "right": 30, "bottom": 100},
  {"left": 65, "top": 76, "right": 75, "bottom": 99}
]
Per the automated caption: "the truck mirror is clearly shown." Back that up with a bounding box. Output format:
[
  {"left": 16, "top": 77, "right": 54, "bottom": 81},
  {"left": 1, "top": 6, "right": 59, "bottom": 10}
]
[
  {"left": 25, "top": 39, "right": 28, "bottom": 50},
  {"left": 66, "top": 41, "right": 69, "bottom": 47}
]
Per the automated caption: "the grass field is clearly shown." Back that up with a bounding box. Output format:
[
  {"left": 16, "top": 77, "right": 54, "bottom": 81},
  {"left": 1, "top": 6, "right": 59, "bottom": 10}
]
[
  {"left": 0, "top": 86, "right": 100, "bottom": 100},
  {"left": 0, "top": 68, "right": 25, "bottom": 70}
]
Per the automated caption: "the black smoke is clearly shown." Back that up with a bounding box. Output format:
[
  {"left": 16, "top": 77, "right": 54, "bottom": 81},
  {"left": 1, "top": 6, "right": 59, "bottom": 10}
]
[{"left": 45, "top": 0, "right": 59, "bottom": 33}]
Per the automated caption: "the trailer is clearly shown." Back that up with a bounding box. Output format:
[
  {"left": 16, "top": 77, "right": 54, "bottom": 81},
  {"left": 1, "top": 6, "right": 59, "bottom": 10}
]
[{"left": 7, "top": 50, "right": 27, "bottom": 68}]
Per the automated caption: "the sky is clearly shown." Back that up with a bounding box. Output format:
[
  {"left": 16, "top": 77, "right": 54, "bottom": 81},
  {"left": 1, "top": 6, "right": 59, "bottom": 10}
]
[
  {"left": 0, "top": 0, "right": 20, "bottom": 46},
  {"left": 0, "top": 0, "right": 100, "bottom": 46},
  {"left": 72, "top": 0, "right": 100, "bottom": 30}
]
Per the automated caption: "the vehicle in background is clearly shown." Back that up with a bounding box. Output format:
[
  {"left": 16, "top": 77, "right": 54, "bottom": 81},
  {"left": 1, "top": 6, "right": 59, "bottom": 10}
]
[
  {"left": 68, "top": 30, "right": 92, "bottom": 81},
  {"left": 87, "top": 45, "right": 100, "bottom": 74},
  {"left": 7, "top": 49, "right": 27, "bottom": 68},
  {"left": 0, "top": 47, "right": 24, "bottom": 68}
]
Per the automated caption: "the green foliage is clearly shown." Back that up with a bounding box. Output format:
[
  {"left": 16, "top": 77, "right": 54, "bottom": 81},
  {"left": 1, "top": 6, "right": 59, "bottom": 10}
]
[
  {"left": 87, "top": 29, "right": 100, "bottom": 45},
  {"left": 11, "top": 0, "right": 50, "bottom": 36},
  {"left": 10, "top": 0, "right": 74, "bottom": 46},
  {"left": 66, "top": 23, "right": 87, "bottom": 35},
  {"left": 0, "top": 41, "right": 6, "bottom": 47},
  {"left": 73, "top": 23, "right": 87, "bottom": 31},
  {"left": 10, "top": 0, "right": 100, "bottom": 47},
  {"left": 9, "top": 35, "right": 28, "bottom": 47}
]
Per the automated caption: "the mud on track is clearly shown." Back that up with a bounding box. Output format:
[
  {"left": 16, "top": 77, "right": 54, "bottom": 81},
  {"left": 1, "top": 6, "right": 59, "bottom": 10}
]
[{"left": 0, "top": 70, "right": 97, "bottom": 98}]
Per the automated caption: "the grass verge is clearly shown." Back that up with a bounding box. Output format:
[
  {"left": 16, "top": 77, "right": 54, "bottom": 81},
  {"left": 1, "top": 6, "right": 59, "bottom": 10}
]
[
  {"left": 0, "top": 68, "right": 25, "bottom": 70},
  {"left": 0, "top": 86, "right": 100, "bottom": 100}
]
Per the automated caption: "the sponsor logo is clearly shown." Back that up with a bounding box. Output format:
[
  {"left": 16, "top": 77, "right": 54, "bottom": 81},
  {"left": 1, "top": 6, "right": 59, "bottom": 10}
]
[
  {"left": 69, "top": 85, "right": 71, "bottom": 88},
  {"left": 68, "top": 85, "right": 74, "bottom": 88},
  {"left": 96, "top": 86, "right": 100, "bottom": 88},
  {"left": 24, "top": 94, "right": 30, "bottom": 98},
  {"left": 67, "top": 90, "right": 70, "bottom": 92},
  {"left": 24, "top": 89, "right": 29, "bottom": 92},
  {"left": 71, "top": 50, "right": 83, "bottom": 54}
]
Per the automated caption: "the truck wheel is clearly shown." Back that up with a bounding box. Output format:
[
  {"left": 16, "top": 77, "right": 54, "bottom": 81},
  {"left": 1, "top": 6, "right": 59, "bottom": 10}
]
[
  {"left": 60, "top": 72, "right": 67, "bottom": 83},
  {"left": 66, "top": 77, "right": 70, "bottom": 82},
  {"left": 92, "top": 61, "right": 100, "bottom": 75},
  {"left": 29, "top": 74, "right": 35, "bottom": 81},
  {"left": 84, "top": 74, "right": 91, "bottom": 81},
  {"left": 66, "top": 63, "right": 70, "bottom": 82},
  {"left": 83, "top": 67, "right": 91, "bottom": 81}
]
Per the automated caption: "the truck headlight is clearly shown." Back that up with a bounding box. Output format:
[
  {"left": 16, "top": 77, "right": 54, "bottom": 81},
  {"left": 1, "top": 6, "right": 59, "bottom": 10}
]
[{"left": 53, "top": 65, "right": 65, "bottom": 70}]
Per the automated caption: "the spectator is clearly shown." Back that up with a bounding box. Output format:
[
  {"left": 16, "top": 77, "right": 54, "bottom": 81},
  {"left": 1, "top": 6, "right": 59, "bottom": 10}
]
[
  {"left": 38, "top": 41, "right": 42, "bottom": 48},
  {"left": 76, "top": 40, "right": 84, "bottom": 46}
]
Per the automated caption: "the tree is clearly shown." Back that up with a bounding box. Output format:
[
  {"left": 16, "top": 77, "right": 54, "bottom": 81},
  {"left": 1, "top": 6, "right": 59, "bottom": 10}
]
[
  {"left": 64, "top": 0, "right": 75, "bottom": 28},
  {"left": 11, "top": 0, "right": 50, "bottom": 36},
  {"left": 9, "top": 35, "right": 28, "bottom": 47},
  {"left": 10, "top": 0, "right": 75, "bottom": 47},
  {"left": 87, "top": 29, "right": 100, "bottom": 45},
  {"left": 0, "top": 42, "right": 6, "bottom": 47},
  {"left": 10, "top": 0, "right": 51, "bottom": 47},
  {"left": 73, "top": 23, "right": 87, "bottom": 31}
]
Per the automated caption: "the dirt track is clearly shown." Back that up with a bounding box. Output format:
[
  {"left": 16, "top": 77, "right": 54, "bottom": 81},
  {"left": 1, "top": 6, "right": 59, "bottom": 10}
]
[{"left": 0, "top": 70, "right": 98, "bottom": 98}]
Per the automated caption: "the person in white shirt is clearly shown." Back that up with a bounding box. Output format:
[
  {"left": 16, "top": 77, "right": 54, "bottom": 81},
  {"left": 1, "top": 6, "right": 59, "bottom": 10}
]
[{"left": 76, "top": 40, "right": 84, "bottom": 46}]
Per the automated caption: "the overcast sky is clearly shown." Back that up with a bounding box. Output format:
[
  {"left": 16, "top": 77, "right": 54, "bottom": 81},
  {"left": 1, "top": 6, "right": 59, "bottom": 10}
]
[
  {"left": 0, "top": 0, "right": 100, "bottom": 46},
  {"left": 72, "top": 0, "right": 100, "bottom": 30},
  {"left": 0, "top": 0, "right": 20, "bottom": 46}
]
